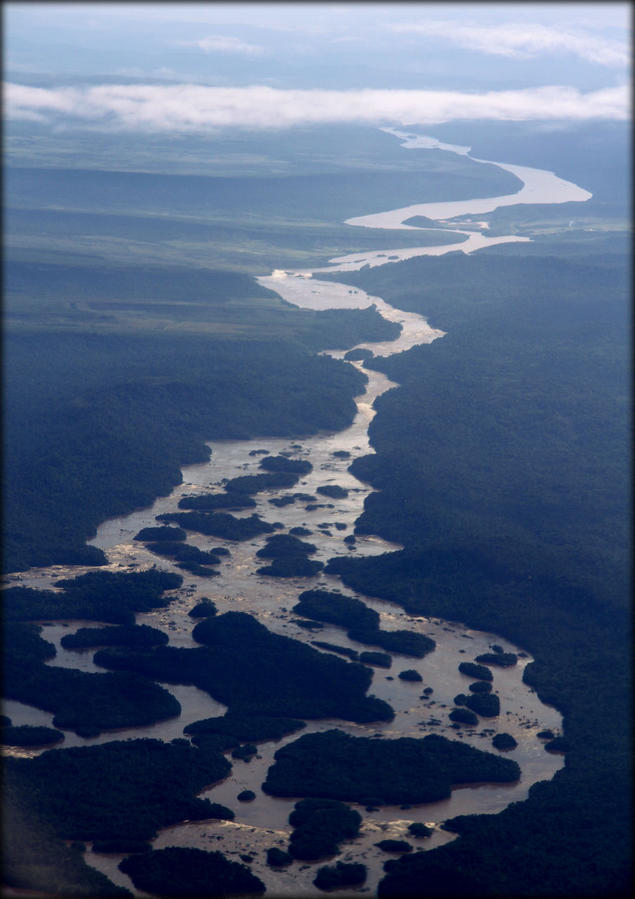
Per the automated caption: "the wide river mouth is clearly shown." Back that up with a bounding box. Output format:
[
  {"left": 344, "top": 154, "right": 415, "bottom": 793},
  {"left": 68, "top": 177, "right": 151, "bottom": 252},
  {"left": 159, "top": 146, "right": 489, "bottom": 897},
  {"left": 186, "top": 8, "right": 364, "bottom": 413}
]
[{"left": 3, "top": 130, "right": 589, "bottom": 897}]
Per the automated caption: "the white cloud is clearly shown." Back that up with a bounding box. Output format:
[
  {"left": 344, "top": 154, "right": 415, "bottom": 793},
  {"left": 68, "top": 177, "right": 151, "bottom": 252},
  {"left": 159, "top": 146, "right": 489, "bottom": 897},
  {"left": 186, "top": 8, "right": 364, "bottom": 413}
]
[
  {"left": 4, "top": 81, "right": 630, "bottom": 131},
  {"left": 389, "top": 20, "right": 630, "bottom": 68},
  {"left": 180, "top": 34, "right": 266, "bottom": 56},
  {"left": 4, "top": 83, "right": 81, "bottom": 114}
]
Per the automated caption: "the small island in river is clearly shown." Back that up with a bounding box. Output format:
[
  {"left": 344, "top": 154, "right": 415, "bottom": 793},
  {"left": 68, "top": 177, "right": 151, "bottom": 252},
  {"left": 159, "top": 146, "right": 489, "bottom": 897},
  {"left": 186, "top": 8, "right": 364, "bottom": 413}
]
[{"left": 262, "top": 729, "right": 520, "bottom": 804}]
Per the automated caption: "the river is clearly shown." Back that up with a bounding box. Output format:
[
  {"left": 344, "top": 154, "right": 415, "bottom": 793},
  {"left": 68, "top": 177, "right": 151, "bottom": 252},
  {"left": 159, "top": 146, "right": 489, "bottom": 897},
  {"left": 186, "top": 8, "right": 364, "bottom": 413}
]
[{"left": 3, "top": 129, "right": 590, "bottom": 897}]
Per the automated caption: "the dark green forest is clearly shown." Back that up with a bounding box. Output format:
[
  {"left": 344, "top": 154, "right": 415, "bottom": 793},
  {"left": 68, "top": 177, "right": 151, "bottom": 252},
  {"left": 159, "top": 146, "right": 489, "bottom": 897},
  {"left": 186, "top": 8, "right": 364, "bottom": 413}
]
[
  {"left": 322, "top": 250, "right": 629, "bottom": 606},
  {"left": 3, "top": 738, "right": 234, "bottom": 897},
  {"left": 287, "top": 798, "right": 363, "bottom": 862},
  {"left": 319, "top": 240, "right": 631, "bottom": 895},
  {"left": 294, "top": 588, "right": 435, "bottom": 657},
  {"left": 3, "top": 328, "right": 370, "bottom": 571},
  {"left": 5, "top": 738, "right": 233, "bottom": 840},
  {"left": 117, "top": 847, "right": 265, "bottom": 897},
  {"left": 263, "top": 729, "right": 520, "bottom": 805},
  {"left": 3, "top": 572, "right": 186, "bottom": 737},
  {"left": 94, "top": 610, "right": 394, "bottom": 723}
]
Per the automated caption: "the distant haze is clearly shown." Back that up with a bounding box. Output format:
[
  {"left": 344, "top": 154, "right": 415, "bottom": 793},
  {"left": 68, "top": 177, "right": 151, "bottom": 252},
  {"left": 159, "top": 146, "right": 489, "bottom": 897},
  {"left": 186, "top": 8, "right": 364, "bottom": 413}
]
[{"left": 4, "top": 2, "right": 630, "bottom": 123}]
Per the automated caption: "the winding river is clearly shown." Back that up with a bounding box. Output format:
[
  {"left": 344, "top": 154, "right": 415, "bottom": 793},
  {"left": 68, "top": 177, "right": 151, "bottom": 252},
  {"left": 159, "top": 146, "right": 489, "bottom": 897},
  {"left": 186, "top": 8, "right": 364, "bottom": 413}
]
[{"left": 3, "top": 130, "right": 591, "bottom": 897}]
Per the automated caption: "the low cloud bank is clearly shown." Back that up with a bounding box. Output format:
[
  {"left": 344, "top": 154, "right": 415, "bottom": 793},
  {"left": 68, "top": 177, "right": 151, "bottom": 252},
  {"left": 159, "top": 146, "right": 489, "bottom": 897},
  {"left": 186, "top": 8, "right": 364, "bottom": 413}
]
[
  {"left": 389, "top": 20, "right": 629, "bottom": 68},
  {"left": 4, "top": 82, "right": 629, "bottom": 131}
]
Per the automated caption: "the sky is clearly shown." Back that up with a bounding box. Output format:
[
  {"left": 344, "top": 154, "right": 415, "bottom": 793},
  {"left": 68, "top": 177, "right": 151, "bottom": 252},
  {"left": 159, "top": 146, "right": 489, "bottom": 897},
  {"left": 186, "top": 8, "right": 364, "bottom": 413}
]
[{"left": 3, "top": 2, "right": 631, "bottom": 132}]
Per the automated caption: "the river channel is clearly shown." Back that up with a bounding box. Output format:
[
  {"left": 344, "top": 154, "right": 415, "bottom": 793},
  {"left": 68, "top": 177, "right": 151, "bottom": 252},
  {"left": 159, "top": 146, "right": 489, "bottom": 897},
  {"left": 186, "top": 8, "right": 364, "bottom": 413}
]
[{"left": 3, "top": 130, "right": 591, "bottom": 897}]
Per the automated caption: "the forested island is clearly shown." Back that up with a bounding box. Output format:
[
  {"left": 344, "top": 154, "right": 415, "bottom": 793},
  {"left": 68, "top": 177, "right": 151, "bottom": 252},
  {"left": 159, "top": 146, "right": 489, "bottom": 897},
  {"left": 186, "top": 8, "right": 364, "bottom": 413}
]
[
  {"left": 94, "top": 610, "right": 394, "bottom": 723},
  {"left": 293, "top": 589, "right": 435, "bottom": 657},
  {"left": 263, "top": 730, "right": 520, "bottom": 804}
]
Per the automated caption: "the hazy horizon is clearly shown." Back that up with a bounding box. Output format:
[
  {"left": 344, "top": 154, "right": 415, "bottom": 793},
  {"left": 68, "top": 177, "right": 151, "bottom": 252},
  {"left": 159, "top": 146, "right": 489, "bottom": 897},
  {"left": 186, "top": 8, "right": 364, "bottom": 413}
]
[{"left": 4, "top": 1, "right": 630, "bottom": 132}]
